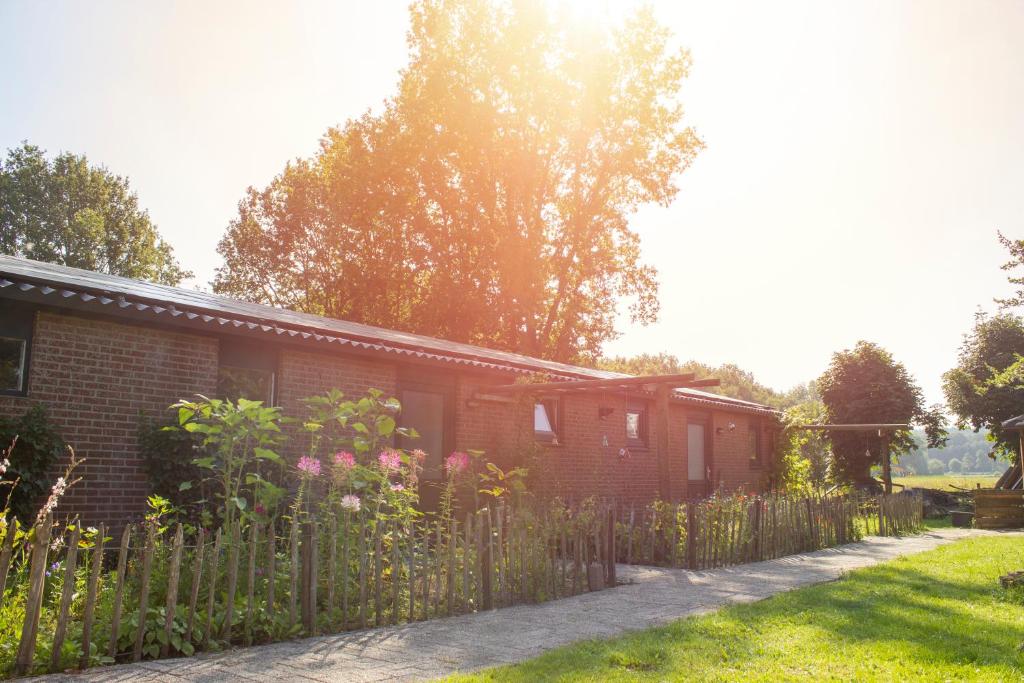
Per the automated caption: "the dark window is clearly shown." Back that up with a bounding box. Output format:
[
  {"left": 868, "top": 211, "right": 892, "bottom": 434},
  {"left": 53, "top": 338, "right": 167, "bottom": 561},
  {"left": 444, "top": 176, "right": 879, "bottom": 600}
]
[
  {"left": 0, "top": 304, "right": 33, "bottom": 396},
  {"left": 217, "top": 340, "right": 277, "bottom": 404},
  {"left": 625, "top": 400, "right": 648, "bottom": 448},
  {"left": 748, "top": 421, "right": 762, "bottom": 467},
  {"left": 535, "top": 398, "right": 560, "bottom": 444}
]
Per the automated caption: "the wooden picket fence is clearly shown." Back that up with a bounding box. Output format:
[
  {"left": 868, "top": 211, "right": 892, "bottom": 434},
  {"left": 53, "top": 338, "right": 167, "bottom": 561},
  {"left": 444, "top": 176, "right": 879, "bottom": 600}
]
[
  {"left": 615, "top": 491, "right": 924, "bottom": 569},
  {"left": 1, "top": 503, "right": 616, "bottom": 677},
  {"left": 0, "top": 491, "right": 922, "bottom": 677}
]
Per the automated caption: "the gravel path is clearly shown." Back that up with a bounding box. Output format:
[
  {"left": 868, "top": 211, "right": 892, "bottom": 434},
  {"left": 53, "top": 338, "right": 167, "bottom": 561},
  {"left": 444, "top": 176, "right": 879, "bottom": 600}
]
[{"left": 43, "top": 527, "right": 1009, "bottom": 682}]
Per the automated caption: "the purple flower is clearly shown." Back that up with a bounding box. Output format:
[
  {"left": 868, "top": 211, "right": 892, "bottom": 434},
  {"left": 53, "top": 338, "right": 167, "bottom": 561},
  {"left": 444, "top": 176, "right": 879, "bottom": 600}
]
[
  {"left": 334, "top": 451, "right": 356, "bottom": 469},
  {"left": 297, "top": 456, "right": 322, "bottom": 477},
  {"left": 390, "top": 483, "right": 405, "bottom": 492},
  {"left": 340, "top": 494, "right": 361, "bottom": 512},
  {"left": 445, "top": 451, "right": 470, "bottom": 475},
  {"left": 377, "top": 450, "right": 401, "bottom": 472}
]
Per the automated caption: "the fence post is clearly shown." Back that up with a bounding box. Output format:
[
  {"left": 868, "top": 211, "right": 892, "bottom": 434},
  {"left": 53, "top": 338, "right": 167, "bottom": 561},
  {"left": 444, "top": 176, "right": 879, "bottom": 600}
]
[
  {"left": 14, "top": 513, "right": 52, "bottom": 676},
  {"left": 50, "top": 523, "right": 81, "bottom": 672},
  {"left": 132, "top": 523, "right": 157, "bottom": 662},
  {"left": 606, "top": 507, "right": 616, "bottom": 586},
  {"left": 160, "top": 524, "right": 185, "bottom": 658},
  {"left": 0, "top": 518, "right": 15, "bottom": 598},
  {"left": 79, "top": 522, "right": 106, "bottom": 670},
  {"left": 482, "top": 509, "right": 493, "bottom": 610},
  {"left": 686, "top": 504, "right": 696, "bottom": 569}
]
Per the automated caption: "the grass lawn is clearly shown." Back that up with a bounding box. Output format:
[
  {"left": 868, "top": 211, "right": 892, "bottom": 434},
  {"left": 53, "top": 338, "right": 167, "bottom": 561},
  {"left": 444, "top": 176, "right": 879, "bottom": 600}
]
[
  {"left": 892, "top": 473, "right": 1002, "bottom": 492},
  {"left": 451, "top": 536, "right": 1024, "bottom": 682}
]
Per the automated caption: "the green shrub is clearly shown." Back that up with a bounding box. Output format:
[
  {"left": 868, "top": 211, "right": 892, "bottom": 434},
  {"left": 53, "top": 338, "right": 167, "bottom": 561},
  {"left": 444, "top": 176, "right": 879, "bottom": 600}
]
[{"left": 0, "top": 405, "right": 65, "bottom": 525}]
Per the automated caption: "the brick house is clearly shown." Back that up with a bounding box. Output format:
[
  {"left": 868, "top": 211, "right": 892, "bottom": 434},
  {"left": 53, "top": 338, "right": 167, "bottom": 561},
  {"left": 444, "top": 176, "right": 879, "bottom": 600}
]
[{"left": 0, "top": 255, "right": 779, "bottom": 528}]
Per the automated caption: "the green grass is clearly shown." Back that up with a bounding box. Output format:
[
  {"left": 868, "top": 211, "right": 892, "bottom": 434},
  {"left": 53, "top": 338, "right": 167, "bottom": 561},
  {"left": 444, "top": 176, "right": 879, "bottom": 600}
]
[
  {"left": 451, "top": 536, "right": 1024, "bottom": 682},
  {"left": 892, "top": 473, "right": 1001, "bottom": 492}
]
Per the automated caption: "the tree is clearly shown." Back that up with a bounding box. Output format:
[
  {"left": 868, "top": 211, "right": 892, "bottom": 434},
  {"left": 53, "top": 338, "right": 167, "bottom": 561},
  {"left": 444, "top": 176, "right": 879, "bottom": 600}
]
[
  {"left": 817, "top": 341, "right": 946, "bottom": 489},
  {"left": 0, "top": 142, "right": 189, "bottom": 285},
  {"left": 942, "top": 311, "right": 1024, "bottom": 459},
  {"left": 948, "top": 457, "right": 962, "bottom": 473},
  {"left": 598, "top": 352, "right": 811, "bottom": 409},
  {"left": 927, "top": 458, "right": 945, "bottom": 475},
  {"left": 215, "top": 0, "right": 702, "bottom": 364}
]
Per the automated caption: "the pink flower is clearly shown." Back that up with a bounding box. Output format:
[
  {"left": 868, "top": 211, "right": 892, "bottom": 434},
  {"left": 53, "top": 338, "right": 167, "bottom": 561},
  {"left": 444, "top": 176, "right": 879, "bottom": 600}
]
[
  {"left": 340, "top": 494, "right": 361, "bottom": 512},
  {"left": 378, "top": 449, "right": 402, "bottom": 472},
  {"left": 411, "top": 449, "right": 427, "bottom": 463},
  {"left": 334, "top": 451, "right": 356, "bottom": 469},
  {"left": 297, "top": 456, "right": 322, "bottom": 477},
  {"left": 254, "top": 504, "right": 266, "bottom": 515},
  {"left": 390, "top": 483, "right": 405, "bottom": 492},
  {"left": 445, "top": 451, "right": 470, "bottom": 476}
]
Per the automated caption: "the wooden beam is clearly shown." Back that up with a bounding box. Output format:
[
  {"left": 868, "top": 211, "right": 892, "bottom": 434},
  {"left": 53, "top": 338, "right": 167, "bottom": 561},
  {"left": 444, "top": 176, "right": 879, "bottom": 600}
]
[
  {"left": 797, "top": 424, "right": 909, "bottom": 432},
  {"left": 655, "top": 384, "right": 672, "bottom": 502},
  {"left": 481, "top": 373, "right": 699, "bottom": 395}
]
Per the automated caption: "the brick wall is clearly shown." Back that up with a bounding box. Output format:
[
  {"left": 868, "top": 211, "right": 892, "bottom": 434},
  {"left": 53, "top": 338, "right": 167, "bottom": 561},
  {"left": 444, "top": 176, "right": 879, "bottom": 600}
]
[
  {"left": 0, "top": 307, "right": 776, "bottom": 526},
  {"left": 0, "top": 310, "right": 218, "bottom": 528}
]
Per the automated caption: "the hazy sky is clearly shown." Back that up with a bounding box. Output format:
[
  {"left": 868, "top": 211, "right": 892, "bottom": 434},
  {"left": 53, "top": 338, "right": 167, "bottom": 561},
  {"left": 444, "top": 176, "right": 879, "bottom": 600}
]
[{"left": 2, "top": 0, "right": 1022, "bottom": 405}]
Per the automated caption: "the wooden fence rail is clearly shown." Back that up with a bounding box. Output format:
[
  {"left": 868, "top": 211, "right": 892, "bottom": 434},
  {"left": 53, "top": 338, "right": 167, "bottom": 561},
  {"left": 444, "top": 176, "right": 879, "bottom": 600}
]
[{"left": 0, "top": 491, "right": 922, "bottom": 677}]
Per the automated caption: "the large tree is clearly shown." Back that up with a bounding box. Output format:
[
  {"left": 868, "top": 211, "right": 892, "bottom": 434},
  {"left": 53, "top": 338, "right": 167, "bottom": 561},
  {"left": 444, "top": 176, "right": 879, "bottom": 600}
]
[
  {"left": 817, "top": 341, "right": 946, "bottom": 488},
  {"left": 942, "top": 311, "right": 1024, "bottom": 459},
  {"left": 0, "top": 142, "right": 189, "bottom": 285},
  {"left": 215, "top": 0, "right": 702, "bottom": 363},
  {"left": 598, "top": 352, "right": 812, "bottom": 409}
]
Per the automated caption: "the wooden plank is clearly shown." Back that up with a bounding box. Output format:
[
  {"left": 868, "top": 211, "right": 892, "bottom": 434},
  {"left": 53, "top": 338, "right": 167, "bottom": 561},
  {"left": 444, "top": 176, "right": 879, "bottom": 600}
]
[
  {"left": 108, "top": 524, "right": 132, "bottom": 660},
  {"left": 358, "top": 517, "right": 368, "bottom": 628},
  {"left": 132, "top": 523, "right": 157, "bottom": 662},
  {"left": 392, "top": 520, "right": 401, "bottom": 625},
  {"left": 482, "top": 509, "right": 493, "bottom": 610},
  {"left": 341, "top": 512, "right": 350, "bottom": 628},
  {"left": 160, "top": 524, "right": 184, "bottom": 658},
  {"left": 79, "top": 523, "right": 106, "bottom": 670},
  {"left": 14, "top": 514, "right": 51, "bottom": 676},
  {"left": 374, "top": 521, "right": 384, "bottom": 627},
  {"left": 406, "top": 521, "right": 415, "bottom": 623},
  {"left": 483, "top": 372, "right": 699, "bottom": 395},
  {"left": 203, "top": 528, "right": 222, "bottom": 649},
  {"left": 222, "top": 521, "right": 241, "bottom": 641},
  {"left": 447, "top": 518, "right": 457, "bottom": 615},
  {"left": 50, "top": 524, "right": 81, "bottom": 672},
  {"left": 266, "top": 524, "right": 276, "bottom": 617},
  {"left": 474, "top": 515, "right": 483, "bottom": 610},
  {"left": 462, "top": 513, "right": 472, "bottom": 612},
  {"left": 244, "top": 521, "right": 259, "bottom": 645},
  {"left": 308, "top": 518, "right": 319, "bottom": 635},
  {"left": 289, "top": 515, "right": 299, "bottom": 631},
  {"left": 0, "top": 519, "right": 16, "bottom": 598},
  {"left": 328, "top": 515, "right": 338, "bottom": 619},
  {"left": 184, "top": 528, "right": 205, "bottom": 648}
]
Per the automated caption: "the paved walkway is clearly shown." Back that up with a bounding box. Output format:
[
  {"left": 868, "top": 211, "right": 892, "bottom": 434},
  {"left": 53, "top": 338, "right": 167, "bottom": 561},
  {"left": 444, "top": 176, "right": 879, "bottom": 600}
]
[{"left": 47, "top": 528, "right": 1008, "bottom": 682}]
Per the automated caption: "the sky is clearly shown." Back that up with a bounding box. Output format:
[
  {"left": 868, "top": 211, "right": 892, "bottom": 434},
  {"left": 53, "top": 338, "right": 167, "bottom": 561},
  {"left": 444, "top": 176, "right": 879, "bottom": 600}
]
[{"left": 2, "top": 0, "right": 1022, "bottom": 406}]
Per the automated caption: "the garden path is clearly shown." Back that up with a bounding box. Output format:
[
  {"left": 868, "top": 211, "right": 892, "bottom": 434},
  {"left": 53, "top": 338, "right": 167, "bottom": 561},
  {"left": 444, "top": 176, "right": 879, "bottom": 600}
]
[{"left": 44, "top": 528, "right": 1011, "bottom": 682}]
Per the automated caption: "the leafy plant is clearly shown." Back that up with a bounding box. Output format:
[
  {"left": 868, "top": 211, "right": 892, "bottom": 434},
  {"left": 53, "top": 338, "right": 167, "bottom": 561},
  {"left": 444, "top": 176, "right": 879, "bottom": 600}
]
[{"left": 0, "top": 405, "right": 65, "bottom": 525}]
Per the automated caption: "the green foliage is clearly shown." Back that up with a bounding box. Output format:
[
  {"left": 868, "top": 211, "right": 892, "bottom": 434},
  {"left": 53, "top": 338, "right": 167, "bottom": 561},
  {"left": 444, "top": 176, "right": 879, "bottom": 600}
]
[
  {"left": 0, "top": 405, "right": 65, "bottom": 525},
  {"left": 171, "top": 396, "right": 286, "bottom": 528},
  {"left": 598, "top": 352, "right": 812, "bottom": 409},
  {"left": 771, "top": 400, "right": 830, "bottom": 493},
  {"left": 214, "top": 0, "right": 702, "bottom": 364},
  {"left": 0, "top": 142, "right": 189, "bottom": 285},
  {"left": 942, "top": 311, "right": 1024, "bottom": 460},
  {"left": 138, "top": 415, "right": 207, "bottom": 519},
  {"left": 818, "top": 341, "right": 947, "bottom": 486}
]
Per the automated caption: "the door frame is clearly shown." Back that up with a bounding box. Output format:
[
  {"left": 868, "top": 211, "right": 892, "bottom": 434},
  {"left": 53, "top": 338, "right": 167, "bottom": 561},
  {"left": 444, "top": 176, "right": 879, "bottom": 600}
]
[
  {"left": 396, "top": 369, "right": 456, "bottom": 510},
  {"left": 686, "top": 412, "right": 713, "bottom": 499}
]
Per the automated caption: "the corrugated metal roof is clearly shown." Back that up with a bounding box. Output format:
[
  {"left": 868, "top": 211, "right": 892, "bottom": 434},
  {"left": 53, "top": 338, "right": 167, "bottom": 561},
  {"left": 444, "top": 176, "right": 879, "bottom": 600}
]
[{"left": 0, "top": 254, "right": 776, "bottom": 415}]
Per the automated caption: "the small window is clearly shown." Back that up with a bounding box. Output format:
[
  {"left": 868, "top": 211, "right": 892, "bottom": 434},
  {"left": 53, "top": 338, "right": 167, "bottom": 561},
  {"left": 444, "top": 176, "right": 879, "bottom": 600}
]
[
  {"left": 534, "top": 399, "right": 560, "bottom": 444},
  {"left": 218, "top": 340, "right": 277, "bottom": 404},
  {"left": 0, "top": 304, "right": 33, "bottom": 396},
  {"left": 625, "top": 400, "right": 648, "bottom": 448},
  {"left": 748, "top": 421, "right": 762, "bottom": 467}
]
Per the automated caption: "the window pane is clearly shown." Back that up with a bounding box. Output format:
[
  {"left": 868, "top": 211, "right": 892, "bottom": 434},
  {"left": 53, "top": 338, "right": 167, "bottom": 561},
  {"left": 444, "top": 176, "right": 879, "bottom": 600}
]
[
  {"left": 218, "top": 366, "right": 274, "bottom": 403},
  {"left": 625, "top": 411, "right": 641, "bottom": 441},
  {"left": 399, "top": 390, "right": 445, "bottom": 480},
  {"left": 0, "top": 338, "right": 26, "bottom": 392},
  {"left": 534, "top": 403, "right": 553, "bottom": 433},
  {"left": 748, "top": 428, "right": 760, "bottom": 461}
]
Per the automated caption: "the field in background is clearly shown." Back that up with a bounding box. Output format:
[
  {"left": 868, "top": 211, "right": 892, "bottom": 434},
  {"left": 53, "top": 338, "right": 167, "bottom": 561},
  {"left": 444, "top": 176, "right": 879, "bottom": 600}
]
[{"left": 892, "top": 474, "right": 1000, "bottom": 491}]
